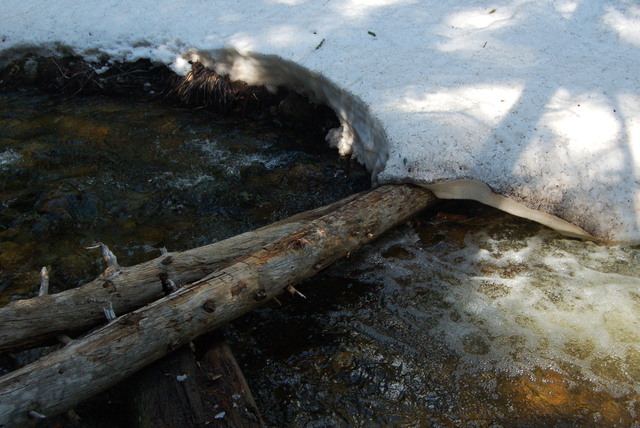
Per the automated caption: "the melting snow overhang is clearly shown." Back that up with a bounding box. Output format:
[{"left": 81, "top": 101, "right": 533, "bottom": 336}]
[{"left": 2, "top": 0, "right": 639, "bottom": 244}]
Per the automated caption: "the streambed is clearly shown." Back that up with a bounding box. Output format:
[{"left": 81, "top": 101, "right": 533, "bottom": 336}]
[
  {"left": 0, "top": 90, "right": 366, "bottom": 304},
  {"left": 1, "top": 90, "right": 639, "bottom": 426}
]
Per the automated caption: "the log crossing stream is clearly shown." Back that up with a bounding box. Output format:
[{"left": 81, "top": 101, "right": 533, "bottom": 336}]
[{"left": 1, "top": 90, "right": 640, "bottom": 426}]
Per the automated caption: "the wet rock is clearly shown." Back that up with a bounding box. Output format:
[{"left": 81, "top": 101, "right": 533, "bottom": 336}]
[
  {"left": 36, "top": 188, "right": 99, "bottom": 224},
  {"left": 625, "top": 348, "right": 640, "bottom": 382},
  {"left": 38, "top": 188, "right": 73, "bottom": 219},
  {"left": 563, "top": 338, "right": 595, "bottom": 360}
]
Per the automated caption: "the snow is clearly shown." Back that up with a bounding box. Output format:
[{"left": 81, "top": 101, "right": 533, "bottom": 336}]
[{"left": 1, "top": 0, "right": 639, "bottom": 243}]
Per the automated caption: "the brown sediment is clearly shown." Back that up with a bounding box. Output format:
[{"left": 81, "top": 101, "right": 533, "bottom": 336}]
[{"left": 497, "top": 368, "right": 640, "bottom": 426}]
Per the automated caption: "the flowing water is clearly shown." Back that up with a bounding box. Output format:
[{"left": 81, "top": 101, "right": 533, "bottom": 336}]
[
  {"left": 0, "top": 90, "right": 366, "bottom": 304},
  {"left": 1, "top": 90, "right": 640, "bottom": 427},
  {"left": 232, "top": 204, "right": 640, "bottom": 426}
]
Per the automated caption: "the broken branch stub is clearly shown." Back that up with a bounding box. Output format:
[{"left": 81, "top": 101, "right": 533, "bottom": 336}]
[
  {"left": 38, "top": 267, "right": 49, "bottom": 297},
  {"left": 0, "top": 185, "right": 437, "bottom": 425}
]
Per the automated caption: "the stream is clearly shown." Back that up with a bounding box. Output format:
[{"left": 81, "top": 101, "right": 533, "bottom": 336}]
[{"left": 1, "top": 89, "right": 640, "bottom": 427}]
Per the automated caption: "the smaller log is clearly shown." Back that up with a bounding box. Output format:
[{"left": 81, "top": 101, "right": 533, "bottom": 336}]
[
  {"left": 129, "top": 333, "right": 263, "bottom": 428},
  {"left": 129, "top": 345, "right": 207, "bottom": 427}
]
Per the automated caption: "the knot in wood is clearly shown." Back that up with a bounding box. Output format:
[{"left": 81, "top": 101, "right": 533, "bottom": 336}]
[
  {"left": 231, "top": 281, "right": 248, "bottom": 296},
  {"left": 101, "top": 280, "right": 116, "bottom": 293},
  {"left": 291, "top": 239, "right": 305, "bottom": 250},
  {"left": 253, "top": 288, "right": 267, "bottom": 301},
  {"left": 288, "top": 237, "right": 310, "bottom": 250},
  {"left": 161, "top": 255, "right": 173, "bottom": 265},
  {"left": 159, "top": 272, "right": 176, "bottom": 295},
  {"left": 202, "top": 300, "right": 217, "bottom": 313}
]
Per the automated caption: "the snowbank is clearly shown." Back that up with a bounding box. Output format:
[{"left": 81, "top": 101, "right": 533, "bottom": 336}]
[{"left": 2, "top": 0, "right": 639, "bottom": 243}]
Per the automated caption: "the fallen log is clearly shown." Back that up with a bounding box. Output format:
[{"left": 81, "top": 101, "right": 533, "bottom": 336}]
[
  {"left": 0, "top": 191, "right": 366, "bottom": 353},
  {"left": 196, "top": 334, "right": 264, "bottom": 427},
  {"left": 0, "top": 184, "right": 437, "bottom": 426},
  {"left": 128, "top": 333, "right": 263, "bottom": 427},
  {"left": 128, "top": 345, "right": 213, "bottom": 428}
]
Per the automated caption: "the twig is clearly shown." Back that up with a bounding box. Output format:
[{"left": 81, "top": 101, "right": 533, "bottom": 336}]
[
  {"left": 103, "top": 301, "right": 116, "bottom": 322},
  {"left": 38, "top": 267, "right": 50, "bottom": 297},
  {"left": 49, "top": 57, "right": 71, "bottom": 80},
  {"left": 86, "top": 243, "right": 119, "bottom": 269},
  {"left": 28, "top": 410, "right": 46, "bottom": 419},
  {"left": 286, "top": 284, "right": 306, "bottom": 299}
]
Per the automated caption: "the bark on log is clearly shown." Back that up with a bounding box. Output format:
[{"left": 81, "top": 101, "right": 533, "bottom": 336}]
[
  {"left": 128, "top": 333, "right": 263, "bottom": 427},
  {"left": 0, "top": 192, "right": 366, "bottom": 353},
  {"left": 0, "top": 185, "right": 437, "bottom": 426}
]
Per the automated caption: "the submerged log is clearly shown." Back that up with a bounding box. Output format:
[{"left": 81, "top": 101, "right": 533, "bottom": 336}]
[
  {"left": 0, "top": 191, "right": 366, "bottom": 353},
  {"left": 0, "top": 185, "right": 437, "bottom": 426},
  {"left": 128, "top": 333, "right": 263, "bottom": 427}
]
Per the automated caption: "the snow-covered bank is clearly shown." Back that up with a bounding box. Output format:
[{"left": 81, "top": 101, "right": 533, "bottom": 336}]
[{"left": 2, "top": 0, "right": 639, "bottom": 243}]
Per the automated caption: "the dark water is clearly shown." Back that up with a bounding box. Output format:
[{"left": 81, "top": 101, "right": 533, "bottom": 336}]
[
  {"left": 0, "top": 90, "right": 367, "bottom": 304},
  {"left": 1, "top": 90, "right": 640, "bottom": 427}
]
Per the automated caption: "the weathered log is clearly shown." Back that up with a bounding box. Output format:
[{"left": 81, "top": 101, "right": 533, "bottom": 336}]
[
  {"left": 0, "top": 191, "right": 366, "bottom": 353},
  {"left": 127, "top": 345, "right": 210, "bottom": 427},
  {"left": 197, "top": 334, "right": 264, "bottom": 427},
  {"left": 0, "top": 185, "right": 437, "bottom": 426},
  {"left": 128, "top": 333, "right": 263, "bottom": 427}
]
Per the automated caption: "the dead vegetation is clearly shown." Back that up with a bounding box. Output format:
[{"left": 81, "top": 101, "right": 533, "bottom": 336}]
[{"left": 0, "top": 55, "right": 339, "bottom": 135}]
